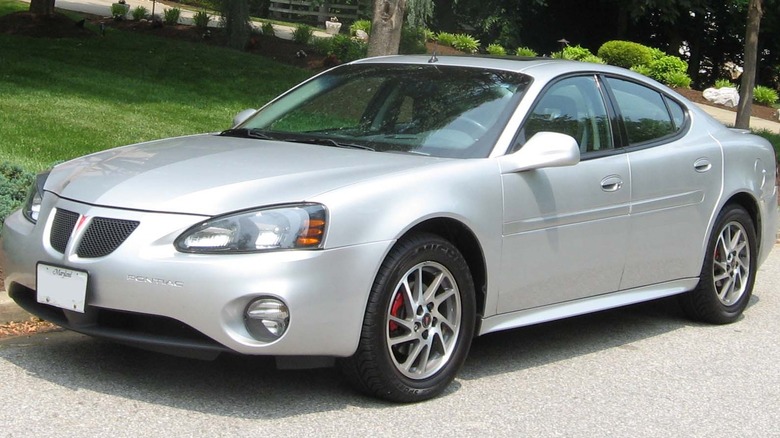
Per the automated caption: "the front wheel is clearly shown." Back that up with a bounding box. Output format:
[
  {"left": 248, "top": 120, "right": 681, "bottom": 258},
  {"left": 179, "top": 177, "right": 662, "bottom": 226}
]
[
  {"left": 340, "top": 233, "right": 476, "bottom": 402},
  {"left": 680, "top": 204, "right": 757, "bottom": 324}
]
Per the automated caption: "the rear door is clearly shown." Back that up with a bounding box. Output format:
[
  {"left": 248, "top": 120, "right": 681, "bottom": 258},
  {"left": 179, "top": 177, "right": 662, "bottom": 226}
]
[{"left": 603, "top": 77, "right": 723, "bottom": 289}]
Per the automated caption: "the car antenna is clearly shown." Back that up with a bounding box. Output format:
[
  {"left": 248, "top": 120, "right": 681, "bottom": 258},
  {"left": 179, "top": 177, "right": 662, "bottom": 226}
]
[{"left": 428, "top": 41, "right": 439, "bottom": 63}]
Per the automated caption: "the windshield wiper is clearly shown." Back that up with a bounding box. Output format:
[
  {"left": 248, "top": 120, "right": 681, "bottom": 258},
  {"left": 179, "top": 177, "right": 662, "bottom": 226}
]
[
  {"left": 219, "top": 128, "right": 275, "bottom": 140},
  {"left": 291, "top": 137, "right": 375, "bottom": 152}
]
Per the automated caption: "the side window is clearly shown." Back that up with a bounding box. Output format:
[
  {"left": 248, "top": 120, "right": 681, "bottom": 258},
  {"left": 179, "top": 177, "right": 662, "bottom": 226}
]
[
  {"left": 666, "top": 96, "right": 686, "bottom": 130},
  {"left": 516, "top": 76, "right": 613, "bottom": 154},
  {"left": 606, "top": 77, "right": 684, "bottom": 145}
]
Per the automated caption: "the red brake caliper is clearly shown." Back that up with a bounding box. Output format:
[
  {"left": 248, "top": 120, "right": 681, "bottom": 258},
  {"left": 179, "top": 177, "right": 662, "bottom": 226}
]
[{"left": 388, "top": 293, "right": 405, "bottom": 332}]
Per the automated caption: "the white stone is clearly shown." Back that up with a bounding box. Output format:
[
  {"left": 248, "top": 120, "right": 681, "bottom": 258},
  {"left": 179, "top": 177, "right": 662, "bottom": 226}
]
[{"left": 703, "top": 87, "right": 740, "bottom": 108}]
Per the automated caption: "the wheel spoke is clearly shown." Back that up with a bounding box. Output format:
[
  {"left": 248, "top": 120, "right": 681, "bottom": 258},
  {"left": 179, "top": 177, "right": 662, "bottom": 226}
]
[
  {"left": 423, "top": 271, "right": 445, "bottom": 303},
  {"left": 389, "top": 315, "right": 414, "bottom": 332},
  {"left": 415, "top": 344, "right": 432, "bottom": 374},
  {"left": 717, "top": 276, "right": 734, "bottom": 301},
  {"left": 432, "top": 287, "right": 456, "bottom": 308},
  {"left": 414, "top": 268, "right": 425, "bottom": 304},
  {"left": 713, "top": 271, "right": 730, "bottom": 282},
  {"left": 728, "top": 228, "right": 743, "bottom": 251},
  {"left": 389, "top": 331, "right": 417, "bottom": 347},
  {"left": 402, "top": 342, "right": 424, "bottom": 373},
  {"left": 400, "top": 277, "right": 416, "bottom": 315}
]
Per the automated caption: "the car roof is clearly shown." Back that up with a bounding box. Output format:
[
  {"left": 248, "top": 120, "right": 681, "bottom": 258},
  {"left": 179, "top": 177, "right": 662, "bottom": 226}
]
[{"left": 350, "top": 55, "right": 659, "bottom": 86}]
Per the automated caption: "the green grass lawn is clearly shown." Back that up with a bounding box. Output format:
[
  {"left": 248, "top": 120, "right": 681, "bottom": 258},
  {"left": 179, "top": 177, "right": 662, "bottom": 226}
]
[{"left": 0, "top": 0, "right": 311, "bottom": 172}]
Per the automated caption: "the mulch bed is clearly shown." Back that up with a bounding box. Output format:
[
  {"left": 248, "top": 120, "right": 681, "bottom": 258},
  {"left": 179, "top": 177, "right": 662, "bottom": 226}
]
[{"left": 674, "top": 87, "right": 778, "bottom": 123}]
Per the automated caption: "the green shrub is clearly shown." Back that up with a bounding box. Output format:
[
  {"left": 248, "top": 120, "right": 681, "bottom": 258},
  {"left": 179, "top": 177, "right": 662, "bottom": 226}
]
[
  {"left": 110, "top": 3, "right": 129, "bottom": 19},
  {"left": 0, "top": 163, "right": 34, "bottom": 226},
  {"left": 648, "top": 55, "right": 688, "bottom": 82},
  {"left": 261, "top": 21, "right": 274, "bottom": 36},
  {"left": 349, "top": 19, "right": 371, "bottom": 36},
  {"left": 162, "top": 7, "right": 180, "bottom": 25},
  {"left": 193, "top": 10, "right": 210, "bottom": 29},
  {"left": 326, "top": 34, "right": 368, "bottom": 61},
  {"left": 292, "top": 24, "right": 314, "bottom": 45},
  {"left": 486, "top": 43, "right": 506, "bottom": 56},
  {"left": 423, "top": 28, "right": 435, "bottom": 42},
  {"left": 753, "top": 85, "right": 779, "bottom": 106},
  {"left": 630, "top": 64, "right": 653, "bottom": 77},
  {"left": 131, "top": 5, "right": 147, "bottom": 21},
  {"left": 515, "top": 46, "right": 537, "bottom": 57},
  {"left": 598, "top": 40, "right": 653, "bottom": 69},
  {"left": 648, "top": 47, "right": 666, "bottom": 62},
  {"left": 322, "top": 34, "right": 368, "bottom": 62},
  {"left": 664, "top": 71, "right": 693, "bottom": 88},
  {"left": 560, "top": 44, "right": 594, "bottom": 61},
  {"left": 451, "top": 34, "right": 479, "bottom": 53},
  {"left": 581, "top": 54, "right": 606, "bottom": 64},
  {"left": 400, "top": 26, "right": 427, "bottom": 54},
  {"left": 714, "top": 78, "right": 735, "bottom": 89},
  {"left": 310, "top": 36, "right": 331, "bottom": 54},
  {"left": 435, "top": 32, "right": 457, "bottom": 47}
]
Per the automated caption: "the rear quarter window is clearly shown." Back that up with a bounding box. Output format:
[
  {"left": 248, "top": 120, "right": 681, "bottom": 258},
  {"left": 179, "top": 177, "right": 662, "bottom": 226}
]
[{"left": 606, "top": 77, "right": 686, "bottom": 146}]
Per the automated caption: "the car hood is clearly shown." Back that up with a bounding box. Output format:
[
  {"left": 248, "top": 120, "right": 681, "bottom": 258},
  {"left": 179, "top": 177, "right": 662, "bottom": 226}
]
[{"left": 45, "top": 134, "right": 437, "bottom": 216}]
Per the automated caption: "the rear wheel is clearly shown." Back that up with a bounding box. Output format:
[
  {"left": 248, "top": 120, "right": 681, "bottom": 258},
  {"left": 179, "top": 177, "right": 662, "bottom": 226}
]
[
  {"left": 341, "top": 233, "right": 476, "bottom": 402},
  {"left": 680, "top": 204, "right": 757, "bottom": 324}
]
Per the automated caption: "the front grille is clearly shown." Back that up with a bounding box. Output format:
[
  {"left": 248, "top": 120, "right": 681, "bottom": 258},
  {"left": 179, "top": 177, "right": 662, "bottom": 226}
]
[
  {"left": 50, "top": 209, "right": 79, "bottom": 253},
  {"left": 48, "top": 208, "right": 139, "bottom": 258},
  {"left": 77, "top": 217, "right": 140, "bottom": 258}
]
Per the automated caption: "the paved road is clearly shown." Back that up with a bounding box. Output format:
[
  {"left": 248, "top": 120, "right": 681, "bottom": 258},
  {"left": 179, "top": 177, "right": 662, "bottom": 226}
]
[
  {"left": 1, "top": 247, "right": 778, "bottom": 436},
  {"left": 28, "top": 0, "right": 333, "bottom": 39}
]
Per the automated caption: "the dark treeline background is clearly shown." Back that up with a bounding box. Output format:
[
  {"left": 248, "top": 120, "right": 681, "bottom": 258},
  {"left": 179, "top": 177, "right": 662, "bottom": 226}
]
[{"left": 431, "top": 0, "right": 779, "bottom": 89}]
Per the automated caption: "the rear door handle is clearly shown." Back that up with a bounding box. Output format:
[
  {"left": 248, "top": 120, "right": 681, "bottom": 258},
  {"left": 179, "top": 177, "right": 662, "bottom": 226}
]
[
  {"left": 694, "top": 158, "right": 712, "bottom": 172},
  {"left": 601, "top": 175, "right": 623, "bottom": 192}
]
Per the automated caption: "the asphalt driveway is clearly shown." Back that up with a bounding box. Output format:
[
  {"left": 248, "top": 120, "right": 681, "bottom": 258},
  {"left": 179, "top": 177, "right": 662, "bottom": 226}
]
[{"left": 1, "top": 246, "right": 778, "bottom": 436}]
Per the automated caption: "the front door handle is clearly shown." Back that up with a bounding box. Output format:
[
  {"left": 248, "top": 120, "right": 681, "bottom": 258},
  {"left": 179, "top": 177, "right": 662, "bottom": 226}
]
[
  {"left": 601, "top": 175, "right": 623, "bottom": 192},
  {"left": 694, "top": 158, "right": 712, "bottom": 172}
]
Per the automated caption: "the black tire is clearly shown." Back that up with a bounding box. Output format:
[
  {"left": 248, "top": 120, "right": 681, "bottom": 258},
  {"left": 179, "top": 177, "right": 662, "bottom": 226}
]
[
  {"left": 679, "top": 204, "right": 757, "bottom": 324},
  {"left": 340, "top": 233, "right": 476, "bottom": 402}
]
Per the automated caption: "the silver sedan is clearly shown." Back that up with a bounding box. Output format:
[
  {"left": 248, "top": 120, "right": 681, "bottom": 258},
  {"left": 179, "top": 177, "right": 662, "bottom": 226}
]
[{"left": 2, "top": 56, "right": 777, "bottom": 402}]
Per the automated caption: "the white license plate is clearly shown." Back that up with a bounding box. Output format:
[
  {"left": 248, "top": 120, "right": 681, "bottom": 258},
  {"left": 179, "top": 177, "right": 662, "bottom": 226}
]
[{"left": 36, "top": 264, "right": 88, "bottom": 313}]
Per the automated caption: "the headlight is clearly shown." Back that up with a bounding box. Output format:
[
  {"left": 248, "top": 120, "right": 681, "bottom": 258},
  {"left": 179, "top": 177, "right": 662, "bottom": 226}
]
[
  {"left": 175, "top": 203, "right": 327, "bottom": 253},
  {"left": 22, "top": 171, "right": 50, "bottom": 224}
]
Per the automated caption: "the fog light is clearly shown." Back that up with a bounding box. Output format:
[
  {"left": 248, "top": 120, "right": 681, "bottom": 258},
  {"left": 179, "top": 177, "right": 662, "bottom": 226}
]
[{"left": 245, "top": 297, "right": 289, "bottom": 342}]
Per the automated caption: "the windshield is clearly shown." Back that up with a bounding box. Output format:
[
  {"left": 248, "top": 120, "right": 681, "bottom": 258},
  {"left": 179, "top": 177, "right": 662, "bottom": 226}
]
[{"left": 237, "top": 64, "right": 531, "bottom": 158}]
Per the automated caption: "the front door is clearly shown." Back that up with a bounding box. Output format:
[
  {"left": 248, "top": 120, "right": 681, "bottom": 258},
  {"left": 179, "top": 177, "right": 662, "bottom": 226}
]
[{"left": 497, "top": 75, "right": 631, "bottom": 313}]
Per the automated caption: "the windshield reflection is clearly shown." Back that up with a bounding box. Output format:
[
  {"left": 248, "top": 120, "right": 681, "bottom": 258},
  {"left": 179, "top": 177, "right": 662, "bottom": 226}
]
[{"left": 239, "top": 64, "right": 531, "bottom": 159}]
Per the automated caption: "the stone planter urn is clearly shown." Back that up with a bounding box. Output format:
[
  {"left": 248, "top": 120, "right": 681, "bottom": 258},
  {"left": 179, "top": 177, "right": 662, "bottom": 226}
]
[
  {"left": 325, "top": 19, "right": 342, "bottom": 35},
  {"left": 111, "top": 1, "right": 130, "bottom": 20}
]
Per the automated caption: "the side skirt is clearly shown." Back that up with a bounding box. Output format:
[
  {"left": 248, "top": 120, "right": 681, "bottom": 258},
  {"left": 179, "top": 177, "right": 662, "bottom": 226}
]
[{"left": 479, "top": 278, "right": 699, "bottom": 335}]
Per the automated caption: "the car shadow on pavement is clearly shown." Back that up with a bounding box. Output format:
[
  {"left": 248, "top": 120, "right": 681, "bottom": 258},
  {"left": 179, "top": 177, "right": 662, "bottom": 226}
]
[
  {"left": 459, "top": 293, "right": 759, "bottom": 381},
  {"left": 0, "top": 294, "right": 760, "bottom": 417}
]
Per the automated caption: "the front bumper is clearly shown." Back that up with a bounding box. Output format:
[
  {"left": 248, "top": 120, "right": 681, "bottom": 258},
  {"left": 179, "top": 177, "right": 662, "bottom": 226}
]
[{"left": 1, "top": 195, "right": 390, "bottom": 358}]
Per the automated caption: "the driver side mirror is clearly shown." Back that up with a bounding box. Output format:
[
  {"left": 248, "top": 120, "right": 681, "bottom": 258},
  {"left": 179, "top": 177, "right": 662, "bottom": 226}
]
[
  {"left": 232, "top": 108, "right": 257, "bottom": 127},
  {"left": 498, "top": 131, "right": 580, "bottom": 173}
]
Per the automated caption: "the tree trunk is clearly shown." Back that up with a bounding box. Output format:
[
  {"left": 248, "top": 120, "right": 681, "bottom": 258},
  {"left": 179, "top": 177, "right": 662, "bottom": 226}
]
[
  {"left": 735, "top": 0, "right": 763, "bottom": 129},
  {"left": 222, "top": 0, "right": 251, "bottom": 50},
  {"left": 29, "top": 0, "right": 56, "bottom": 16},
  {"left": 367, "top": 0, "right": 407, "bottom": 57}
]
